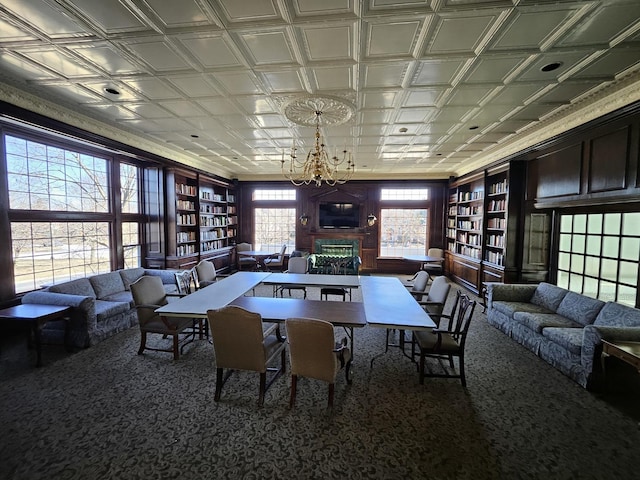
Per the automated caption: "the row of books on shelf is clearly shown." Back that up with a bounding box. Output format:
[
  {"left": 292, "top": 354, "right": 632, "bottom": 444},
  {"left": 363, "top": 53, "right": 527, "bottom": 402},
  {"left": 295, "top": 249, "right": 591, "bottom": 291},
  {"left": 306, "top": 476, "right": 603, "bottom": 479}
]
[
  {"left": 176, "top": 244, "right": 196, "bottom": 256},
  {"left": 177, "top": 200, "right": 195, "bottom": 211},
  {"left": 457, "top": 220, "right": 481, "bottom": 230},
  {"left": 487, "top": 217, "right": 506, "bottom": 229},
  {"left": 200, "top": 216, "right": 226, "bottom": 227},
  {"left": 486, "top": 251, "right": 504, "bottom": 265},
  {"left": 447, "top": 228, "right": 456, "bottom": 238},
  {"left": 201, "top": 240, "right": 227, "bottom": 252},
  {"left": 488, "top": 179, "right": 508, "bottom": 195},
  {"left": 176, "top": 183, "right": 197, "bottom": 196},
  {"left": 201, "top": 191, "right": 226, "bottom": 202},
  {"left": 457, "top": 190, "right": 483, "bottom": 202},
  {"left": 487, "top": 199, "right": 506, "bottom": 211},
  {"left": 201, "top": 228, "right": 227, "bottom": 241},
  {"left": 486, "top": 234, "right": 505, "bottom": 247},
  {"left": 457, "top": 232, "right": 481, "bottom": 245},
  {"left": 200, "top": 204, "right": 226, "bottom": 214},
  {"left": 457, "top": 245, "right": 482, "bottom": 259},
  {"left": 177, "top": 231, "right": 196, "bottom": 243},
  {"left": 177, "top": 213, "right": 197, "bottom": 225},
  {"left": 457, "top": 205, "right": 483, "bottom": 216}
]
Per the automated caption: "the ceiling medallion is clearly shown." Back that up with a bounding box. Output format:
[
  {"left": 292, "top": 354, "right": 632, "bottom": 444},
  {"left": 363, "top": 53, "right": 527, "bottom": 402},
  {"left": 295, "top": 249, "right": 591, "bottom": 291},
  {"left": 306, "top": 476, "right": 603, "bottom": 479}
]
[
  {"left": 283, "top": 95, "right": 355, "bottom": 126},
  {"left": 281, "top": 96, "right": 355, "bottom": 187}
]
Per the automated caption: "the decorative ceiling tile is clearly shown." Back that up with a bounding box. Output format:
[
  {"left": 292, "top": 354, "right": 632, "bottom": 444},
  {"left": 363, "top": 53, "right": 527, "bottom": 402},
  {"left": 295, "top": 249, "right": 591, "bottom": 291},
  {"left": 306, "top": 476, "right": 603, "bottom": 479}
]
[
  {"left": 301, "top": 24, "right": 353, "bottom": 61},
  {"left": 125, "top": 41, "right": 192, "bottom": 72},
  {"left": 366, "top": 20, "right": 421, "bottom": 57},
  {"left": 239, "top": 31, "right": 295, "bottom": 65},
  {"left": 0, "top": 0, "right": 88, "bottom": 38},
  {"left": 178, "top": 35, "right": 243, "bottom": 68},
  {"left": 428, "top": 14, "right": 498, "bottom": 53},
  {"left": 66, "top": 0, "right": 146, "bottom": 33}
]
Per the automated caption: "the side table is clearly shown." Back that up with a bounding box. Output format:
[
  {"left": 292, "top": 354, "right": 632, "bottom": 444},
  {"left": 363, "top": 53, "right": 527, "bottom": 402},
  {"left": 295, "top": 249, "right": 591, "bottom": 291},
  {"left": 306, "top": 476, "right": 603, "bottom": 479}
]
[
  {"left": 0, "top": 304, "right": 72, "bottom": 367},
  {"left": 601, "top": 340, "right": 640, "bottom": 375}
]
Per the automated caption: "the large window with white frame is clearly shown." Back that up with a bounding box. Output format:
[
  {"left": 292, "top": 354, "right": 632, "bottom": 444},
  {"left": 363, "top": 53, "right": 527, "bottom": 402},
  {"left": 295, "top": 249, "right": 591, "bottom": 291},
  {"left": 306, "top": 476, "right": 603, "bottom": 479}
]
[
  {"left": 379, "top": 188, "right": 430, "bottom": 257},
  {"left": 252, "top": 189, "right": 297, "bottom": 253},
  {"left": 557, "top": 212, "right": 640, "bottom": 307}
]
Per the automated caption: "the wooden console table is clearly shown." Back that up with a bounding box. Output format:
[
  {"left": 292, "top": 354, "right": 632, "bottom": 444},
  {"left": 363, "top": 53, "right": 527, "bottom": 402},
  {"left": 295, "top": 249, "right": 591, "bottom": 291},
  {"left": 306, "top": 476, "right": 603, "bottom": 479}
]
[
  {"left": 0, "top": 304, "right": 72, "bottom": 367},
  {"left": 601, "top": 340, "right": 640, "bottom": 374}
]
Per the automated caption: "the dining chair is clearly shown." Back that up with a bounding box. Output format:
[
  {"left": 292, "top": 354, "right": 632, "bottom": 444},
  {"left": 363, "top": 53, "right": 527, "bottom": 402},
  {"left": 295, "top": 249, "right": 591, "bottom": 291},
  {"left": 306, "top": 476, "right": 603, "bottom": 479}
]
[
  {"left": 285, "top": 317, "right": 352, "bottom": 408},
  {"left": 263, "top": 244, "right": 287, "bottom": 271},
  {"left": 423, "top": 247, "right": 444, "bottom": 279},
  {"left": 207, "top": 305, "right": 286, "bottom": 407},
  {"left": 416, "top": 276, "right": 451, "bottom": 323},
  {"left": 407, "top": 271, "right": 431, "bottom": 302},
  {"left": 194, "top": 259, "right": 230, "bottom": 289},
  {"left": 236, "top": 242, "right": 258, "bottom": 271},
  {"left": 278, "top": 255, "right": 309, "bottom": 299},
  {"left": 174, "top": 269, "right": 195, "bottom": 295},
  {"left": 320, "top": 256, "right": 359, "bottom": 301},
  {"left": 411, "top": 291, "right": 476, "bottom": 386},
  {"left": 130, "top": 276, "right": 203, "bottom": 360}
]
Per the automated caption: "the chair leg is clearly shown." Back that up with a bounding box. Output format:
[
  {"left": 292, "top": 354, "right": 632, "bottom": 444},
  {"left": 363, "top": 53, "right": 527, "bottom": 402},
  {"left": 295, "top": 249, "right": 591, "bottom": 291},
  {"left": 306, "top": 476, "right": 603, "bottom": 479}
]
[
  {"left": 138, "top": 331, "right": 147, "bottom": 355},
  {"left": 289, "top": 375, "right": 298, "bottom": 408},
  {"left": 459, "top": 355, "right": 466, "bottom": 387},
  {"left": 258, "top": 372, "right": 266, "bottom": 407},
  {"left": 328, "top": 383, "right": 335, "bottom": 408},
  {"left": 214, "top": 368, "right": 224, "bottom": 401}
]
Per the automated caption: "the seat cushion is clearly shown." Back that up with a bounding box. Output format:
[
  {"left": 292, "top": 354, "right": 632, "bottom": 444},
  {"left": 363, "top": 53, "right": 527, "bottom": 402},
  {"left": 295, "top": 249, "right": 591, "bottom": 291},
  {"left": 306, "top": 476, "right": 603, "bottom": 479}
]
[
  {"left": 101, "top": 291, "right": 135, "bottom": 307},
  {"left": 90, "top": 272, "right": 126, "bottom": 299},
  {"left": 541, "top": 327, "right": 584, "bottom": 355},
  {"left": 491, "top": 301, "right": 552, "bottom": 319},
  {"left": 556, "top": 291, "right": 605, "bottom": 326},
  {"left": 513, "top": 312, "right": 582, "bottom": 333},
  {"left": 414, "top": 330, "right": 460, "bottom": 353},
  {"left": 94, "top": 300, "right": 130, "bottom": 322},
  {"left": 49, "top": 278, "right": 96, "bottom": 298},
  {"left": 530, "top": 283, "right": 568, "bottom": 311}
]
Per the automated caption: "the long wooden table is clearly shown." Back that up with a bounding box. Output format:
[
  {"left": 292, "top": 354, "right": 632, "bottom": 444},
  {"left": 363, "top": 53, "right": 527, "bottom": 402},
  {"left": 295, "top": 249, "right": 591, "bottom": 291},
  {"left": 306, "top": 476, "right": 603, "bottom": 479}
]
[{"left": 230, "top": 296, "right": 366, "bottom": 354}]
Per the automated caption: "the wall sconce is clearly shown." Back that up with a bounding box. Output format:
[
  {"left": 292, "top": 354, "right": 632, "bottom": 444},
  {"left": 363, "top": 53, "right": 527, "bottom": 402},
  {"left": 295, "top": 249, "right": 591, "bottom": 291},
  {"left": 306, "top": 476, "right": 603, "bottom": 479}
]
[
  {"left": 299, "top": 214, "right": 309, "bottom": 226},
  {"left": 367, "top": 213, "right": 377, "bottom": 227}
]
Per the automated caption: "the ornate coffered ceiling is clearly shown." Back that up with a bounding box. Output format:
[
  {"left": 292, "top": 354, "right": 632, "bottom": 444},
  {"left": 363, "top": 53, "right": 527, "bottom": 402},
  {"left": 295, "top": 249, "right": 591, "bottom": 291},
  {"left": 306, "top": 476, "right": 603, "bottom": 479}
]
[{"left": 0, "top": 0, "right": 639, "bottom": 181}]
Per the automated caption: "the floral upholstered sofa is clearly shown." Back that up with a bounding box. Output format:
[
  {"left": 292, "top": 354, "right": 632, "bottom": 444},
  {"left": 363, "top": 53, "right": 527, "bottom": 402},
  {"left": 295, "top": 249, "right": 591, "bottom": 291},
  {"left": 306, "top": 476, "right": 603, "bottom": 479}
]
[
  {"left": 486, "top": 282, "right": 640, "bottom": 388},
  {"left": 21, "top": 268, "right": 179, "bottom": 349}
]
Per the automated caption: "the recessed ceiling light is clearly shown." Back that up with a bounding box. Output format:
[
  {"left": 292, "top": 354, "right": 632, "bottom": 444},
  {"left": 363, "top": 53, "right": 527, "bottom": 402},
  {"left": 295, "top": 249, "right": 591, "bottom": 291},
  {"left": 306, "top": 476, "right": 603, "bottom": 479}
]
[
  {"left": 541, "top": 62, "right": 563, "bottom": 72},
  {"left": 469, "top": 126, "right": 479, "bottom": 130},
  {"left": 399, "top": 127, "right": 408, "bottom": 133},
  {"left": 190, "top": 134, "right": 199, "bottom": 138},
  {"left": 104, "top": 87, "right": 120, "bottom": 95}
]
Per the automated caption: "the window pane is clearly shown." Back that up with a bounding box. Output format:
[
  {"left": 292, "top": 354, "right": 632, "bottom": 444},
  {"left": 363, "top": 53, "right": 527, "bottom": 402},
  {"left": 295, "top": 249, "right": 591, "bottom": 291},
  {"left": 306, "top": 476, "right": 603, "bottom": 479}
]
[
  {"left": 601, "top": 258, "right": 618, "bottom": 282},
  {"left": 602, "top": 237, "right": 619, "bottom": 258},
  {"left": 585, "top": 235, "right": 601, "bottom": 256},
  {"left": 558, "top": 252, "right": 570, "bottom": 270},
  {"left": 5, "top": 134, "right": 109, "bottom": 212},
  {"left": 587, "top": 213, "right": 603, "bottom": 234},
  {"left": 122, "top": 222, "right": 141, "bottom": 268},
  {"left": 12, "top": 222, "right": 111, "bottom": 294},
  {"left": 120, "top": 163, "right": 140, "bottom": 214},
  {"left": 560, "top": 215, "right": 572, "bottom": 232},
  {"left": 572, "top": 234, "right": 585, "bottom": 254},
  {"left": 619, "top": 261, "right": 638, "bottom": 286},
  {"left": 559, "top": 233, "right": 571, "bottom": 251},
  {"left": 621, "top": 237, "right": 640, "bottom": 261},
  {"left": 618, "top": 285, "right": 637, "bottom": 307},
  {"left": 254, "top": 208, "right": 296, "bottom": 252},
  {"left": 252, "top": 189, "right": 296, "bottom": 201},
  {"left": 603, "top": 213, "right": 621, "bottom": 234},
  {"left": 380, "top": 188, "right": 429, "bottom": 201},
  {"left": 584, "top": 256, "right": 600, "bottom": 277},
  {"left": 557, "top": 270, "right": 569, "bottom": 289},
  {"left": 622, "top": 212, "right": 640, "bottom": 236},
  {"left": 599, "top": 281, "right": 617, "bottom": 302},
  {"left": 569, "top": 273, "right": 583, "bottom": 292},
  {"left": 583, "top": 277, "right": 598, "bottom": 299},
  {"left": 570, "top": 254, "right": 584, "bottom": 274},
  {"left": 574, "top": 214, "right": 587, "bottom": 233},
  {"left": 380, "top": 209, "right": 427, "bottom": 257}
]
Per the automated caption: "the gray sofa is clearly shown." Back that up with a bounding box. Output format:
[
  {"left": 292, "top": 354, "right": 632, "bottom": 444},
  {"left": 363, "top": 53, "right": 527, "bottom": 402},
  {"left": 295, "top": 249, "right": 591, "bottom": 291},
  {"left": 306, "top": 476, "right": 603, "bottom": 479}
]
[
  {"left": 486, "top": 282, "right": 640, "bottom": 388},
  {"left": 21, "top": 268, "right": 179, "bottom": 349}
]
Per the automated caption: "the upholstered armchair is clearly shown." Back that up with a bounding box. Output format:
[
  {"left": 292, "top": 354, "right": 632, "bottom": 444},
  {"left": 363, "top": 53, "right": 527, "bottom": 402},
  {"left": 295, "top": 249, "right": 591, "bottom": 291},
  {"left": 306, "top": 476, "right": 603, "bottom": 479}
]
[
  {"left": 285, "top": 317, "right": 352, "bottom": 408},
  {"left": 423, "top": 247, "right": 444, "bottom": 279},
  {"left": 130, "top": 276, "right": 202, "bottom": 360},
  {"left": 207, "top": 305, "right": 286, "bottom": 407},
  {"left": 236, "top": 242, "right": 258, "bottom": 271},
  {"left": 416, "top": 276, "right": 452, "bottom": 325},
  {"left": 194, "top": 260, "right": 227, "bottom": 289}
]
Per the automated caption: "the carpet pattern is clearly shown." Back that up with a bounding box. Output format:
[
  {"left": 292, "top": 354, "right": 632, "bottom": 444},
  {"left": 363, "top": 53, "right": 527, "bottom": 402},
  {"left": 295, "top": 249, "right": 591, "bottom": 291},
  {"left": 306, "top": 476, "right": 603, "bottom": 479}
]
[{"left": 1, "top": 279, "right": 640, "bottom": 479}]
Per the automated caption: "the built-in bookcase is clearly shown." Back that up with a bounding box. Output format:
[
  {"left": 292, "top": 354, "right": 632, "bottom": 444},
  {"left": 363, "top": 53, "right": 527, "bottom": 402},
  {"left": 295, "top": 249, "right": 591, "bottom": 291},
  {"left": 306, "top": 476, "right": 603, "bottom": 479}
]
[
  {"left": 484, "top": 170, "right": 508, "bottom": 267},
  {"left": 165, "top": 169, "right": 235, "bottom": 271}
]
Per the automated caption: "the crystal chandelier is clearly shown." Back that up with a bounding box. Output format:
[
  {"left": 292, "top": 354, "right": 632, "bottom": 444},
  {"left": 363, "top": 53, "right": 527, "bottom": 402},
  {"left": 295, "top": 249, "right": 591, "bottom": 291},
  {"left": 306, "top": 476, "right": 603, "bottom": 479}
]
[{"left": 281, "top": 96, "right": 356, "bottom": 187}]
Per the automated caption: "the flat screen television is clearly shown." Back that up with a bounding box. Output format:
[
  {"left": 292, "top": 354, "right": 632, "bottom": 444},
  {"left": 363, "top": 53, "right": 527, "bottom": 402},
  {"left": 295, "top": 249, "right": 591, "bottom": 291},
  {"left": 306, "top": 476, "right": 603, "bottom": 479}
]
[{"left": 318, "top": 202, "right": 360, "bottom": 228}]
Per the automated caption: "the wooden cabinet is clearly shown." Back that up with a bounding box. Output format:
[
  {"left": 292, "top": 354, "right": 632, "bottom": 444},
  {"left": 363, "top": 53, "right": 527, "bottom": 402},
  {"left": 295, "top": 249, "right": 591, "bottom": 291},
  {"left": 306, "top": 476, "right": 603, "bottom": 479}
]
[{"left": 165, "top": 169, "right": 235, "bottom": 271}]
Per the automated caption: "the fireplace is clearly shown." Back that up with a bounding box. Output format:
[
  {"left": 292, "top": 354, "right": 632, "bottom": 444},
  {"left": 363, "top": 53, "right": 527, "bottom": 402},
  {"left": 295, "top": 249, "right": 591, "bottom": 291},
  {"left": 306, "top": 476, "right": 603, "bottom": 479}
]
[{"left": 313, "top": 238, "right": 360, "bottom": 256}]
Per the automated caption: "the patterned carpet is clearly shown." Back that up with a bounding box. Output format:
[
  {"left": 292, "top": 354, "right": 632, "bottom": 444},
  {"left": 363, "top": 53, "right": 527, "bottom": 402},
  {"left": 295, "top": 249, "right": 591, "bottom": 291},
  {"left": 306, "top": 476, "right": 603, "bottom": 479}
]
[{"left": 1, "top": 278, "right": 640, "bottom": 480}]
